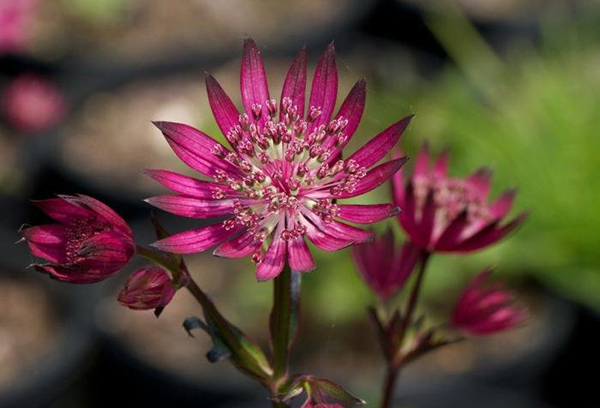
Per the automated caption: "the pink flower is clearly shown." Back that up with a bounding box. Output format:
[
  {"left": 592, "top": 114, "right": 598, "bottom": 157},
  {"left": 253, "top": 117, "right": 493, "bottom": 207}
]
[
  {"left": 452, "top": 270, "right": 527, "bottom": 335},
  {"left": 0, "top": 0, "right": 36, "bottom": 54},
  {"left": 118, "top": 265, "right": 176, "bottom": 311},
  {"left": 2, "top": 74, "right": 67, "bottom": 134},
  {"left": 146, "top": 39, "right": 411, "bottom": 281},
  {"left": 21, "top": 195, "right": 135, "bottom": 283},
  {"left": 352, "top": 229, "right": 421, "bottom": 300},
  {"left": 392, "top": 145, "right": 526, "bottom": 253}
]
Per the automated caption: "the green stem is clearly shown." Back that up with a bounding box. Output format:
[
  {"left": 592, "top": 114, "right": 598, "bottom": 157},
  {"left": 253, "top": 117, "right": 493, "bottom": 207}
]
[
  {"left": 270, "top": 265, "right": 300, "bottom": 392},
  {"left": 380, "top": 251, "right": 431, "bottom": 408},
  {"left": 135, "top": 245, "right": 176, "bottom": 272}
]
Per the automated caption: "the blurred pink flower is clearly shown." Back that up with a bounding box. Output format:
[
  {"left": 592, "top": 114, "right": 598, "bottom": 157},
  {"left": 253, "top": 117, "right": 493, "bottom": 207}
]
[
  {"left": 147, "top": 39, "right": 411, "bottom": 281},
  {"left": 452, "top": 270, "right": 527, "bottom": 335},
  {"left": 21, "top": 195, "right": 135, "bottom": 283},
  {"left": 0, "top": 0, "right": 36, "bottom": 53},
  {"left": 352, "top": 229, "right": 420, "bottom": 300},
  {"left": 2, "top": 74, "right": 67, "bottom": 134},
  {"left": 118, "top": 265, "right": 176, "bottom": 311},
  {"left": 392, "top": 145, "right": 526, "bottom": 253}
]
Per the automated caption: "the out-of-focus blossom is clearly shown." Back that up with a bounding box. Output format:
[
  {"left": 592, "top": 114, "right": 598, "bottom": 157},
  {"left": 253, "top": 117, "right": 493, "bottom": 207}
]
[
  {"left": 146, "top": 39, "right": 410, "bottom": 281},
  {"left": 392, "top": 145, "right": 526, "bottom": 253},
  {"left": 1, "top": 74, "right": 67, "bottom": 134},
  {"left": 21, "top": 195, "right": 135, "bottom": 283},
  {"left": 0, "top": 0, "right": 36, "bottom": 53},
  {"left": 352, "top": 229, "right": 420, "bottom": 300},
  {"left": 452, "top": 270, "right": 527, "bottom": 335},
  {"left": 118, "top": 265, "right": 176, "bottom": 311}
]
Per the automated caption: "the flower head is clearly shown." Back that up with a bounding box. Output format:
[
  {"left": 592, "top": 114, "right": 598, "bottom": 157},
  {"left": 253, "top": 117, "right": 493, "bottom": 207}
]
[
  {"left": 118, "top": 265, "right": 176, "bottom": 311},
  {"left": 21, "top": 195, "right": 135, "bottom": 283},
  {"left": 352, "top": 229, "right": 420, "bottom": 300},
  {"left": 2, "top": 74, "right": 67, "bottom": 134},
  {"left": 146, "top": 39, "right": 410, "bottom": 281},
  {"left": 0, "top": 0, "right": 36, "bottom": 54},
  {"left": 452, "top": 270, "right": 527, "bottom": 335},
  {"left": 392, "top": 145, "right": 526, "bottom": 253}
]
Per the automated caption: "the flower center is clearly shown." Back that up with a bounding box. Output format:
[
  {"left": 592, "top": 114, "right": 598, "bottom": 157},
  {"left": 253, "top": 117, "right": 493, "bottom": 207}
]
[
  {"left": 210, "top": 97, "right": 368, "bottom": 240},
  {"left": 415, "top": 176, "right": 491, "bottom": 231},
  {"left": 65, "top": 217, "right": 109, "bottom": 264}
]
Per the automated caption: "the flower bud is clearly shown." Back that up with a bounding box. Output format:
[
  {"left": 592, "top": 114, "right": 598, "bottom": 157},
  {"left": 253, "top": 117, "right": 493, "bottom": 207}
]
[
  {"left": 118, "top": 266, "right": 176, "bottom": 311},
  {"left": 21, "top": 195, "right": 135, "bottom": 283},
  {"left": 452, "top": 270, "right": 527, "bottom": 335}
]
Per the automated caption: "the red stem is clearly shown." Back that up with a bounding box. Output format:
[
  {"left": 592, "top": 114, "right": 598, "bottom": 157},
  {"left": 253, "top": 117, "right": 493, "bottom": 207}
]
[{"left": 379, "top": 251, "right": 430, "bottom": 408}]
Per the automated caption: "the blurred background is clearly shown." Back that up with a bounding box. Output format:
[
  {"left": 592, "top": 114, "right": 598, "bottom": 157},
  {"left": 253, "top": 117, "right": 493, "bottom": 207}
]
[{"left": 1, "top": 0, "right": 599, "bottom": 407}]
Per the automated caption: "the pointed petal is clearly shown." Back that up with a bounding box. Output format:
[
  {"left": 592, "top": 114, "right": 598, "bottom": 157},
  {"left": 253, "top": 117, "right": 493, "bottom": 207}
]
[
  {"left": 391, "top": 151, "right": 407, "bottom": 207},
  {"left": 335, "top": 78, "right": 366, "bottom": 141},
  {"left": 153, "top": 121, "right": 243, "bottom": 179},
  {"left": 280, "top": 47, "right": 307, "bottom": 119},
  {"left": 323, "top": 220, "right": 372, "bottom": 243},
  {"left": 323, "top": 79, "right": 367, "bottom": 164},
  {"left": 307, "top": 42, "right": 337, "bottom": 133},
  {"left": 303, "top": 220, "right": 353, "bottom": 251},
  {"left": 75, "top": 195, "right": 132, "bottom": 237},
  {"left": 32, "top": 197, "right": 92, "bottom": 225},
  {"left": 256, "top": 237, "right": 286, "bottom": 281},
  {"left": 213, "top": 230, "right": 261, "bottom": 258},
  {"left": 489, "top": 189, "right": 516, "bottom": 219},
  {"left": 433, "top": 149, "right": 449, "bottom": 178},
  {"left": 206, "top": 74, "right": 241, "bottom": 137},
  {"left": 152, "top": 222, "right": 242, "bottom": 254},
  {"left": 22, "top": 225, "right": 67, "bottom": 263},
  {"left": 413, "top": 190, "right": 436, "bottom": 248},
  {"left": 240, "top": 39, "right": 270, "bottom": 125},
  {"left": 287, "top": 236, "right": 315, "bottom": 273},
  {"left": 453, "top": 213, "right": 528, "bottom": 252},
  {"left": 142, "top": 169, "right": 240, "bottom": 199},
  {"left": 337, "top": 204, "right": 400, "bottom": 224},
  {"left": 434, "top": 210, "right": 469, "bottom": 250},
  {"left": 146, "top": 195, "right": 236, "bottom": 219},
  {"left": 414, "top": 143, "right": 431, "bottom": 179},
  {"left": 333, "top": 157, "right": 408, "bottom": 199},
  {"left": 347, "top": 115, "right": 413, "bottom": 169},
  {"left": 466, "top": 167, "right": 493, "bottom": 200}
]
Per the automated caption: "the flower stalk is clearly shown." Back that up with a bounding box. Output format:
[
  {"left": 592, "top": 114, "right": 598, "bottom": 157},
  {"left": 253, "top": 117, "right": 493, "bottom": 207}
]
[
  {"left": 380, "top": 251, "right": 430, "bottom": 408},
  {"left": 270, "top": 265, "right": 301, "bottom": 397}
]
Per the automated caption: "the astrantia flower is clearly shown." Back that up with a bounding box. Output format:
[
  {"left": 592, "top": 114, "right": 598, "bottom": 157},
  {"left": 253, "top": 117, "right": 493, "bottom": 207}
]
[
  {"left": 352, "top": 229, "right": 420, "bottom": 300},
  {"left": 118, "top": 265, "right": 176, "bottom": 311},
  {"left": 146, "top": 39, "right": 411, "bottom": 281},
  {"left": 392, "top": 145, "right": 526, "bottom": 253},
  {"left": 21, "top": 195, "right": 135, "bottom": 283},
  {"left": 2, "top": 74, "right": 67, "bottom": 134},
  {"left": 452, "top": 270, "right": 527, "bottom": 335}
]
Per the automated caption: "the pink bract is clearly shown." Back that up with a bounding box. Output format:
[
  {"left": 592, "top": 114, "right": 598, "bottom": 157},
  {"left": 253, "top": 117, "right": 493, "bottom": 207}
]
[
  {"left": 392, "top": 145, "right": 526, "bottom": 253},
  {"left": 452, "top": 270, "right": 527, "bottom": 335},
  {"left": 118, "top": 265, "right": 176, "bottom": 311},
  {"left": 352, "top": 229, "right": 420, "bottom": 300},
  {"left": 21, "top": 195, "right": 135, "bottom": 283},
  {"left": 146, "top": 39, "right": 411, "bottom": 281}
]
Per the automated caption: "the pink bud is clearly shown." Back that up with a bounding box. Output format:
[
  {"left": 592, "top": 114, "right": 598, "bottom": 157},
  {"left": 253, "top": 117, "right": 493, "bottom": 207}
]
[
  {"left": 21, "top": 195, "right": 134, "bottom": 284},
  {"left": 452, "top": 270, "right": 527, "bottom": 335},
  {"left": 118, "top": 266, "right": 176, "bottom": 311},
  {"left": 352, "top": 230, "right": 421, "bottom": 300}
]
